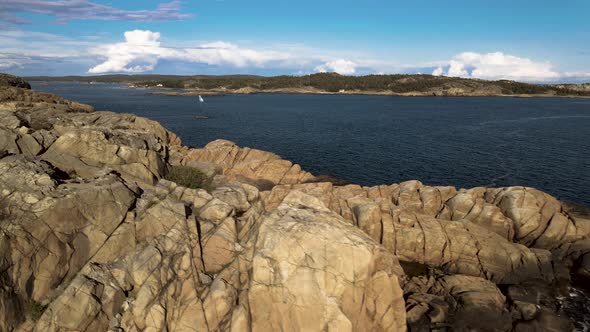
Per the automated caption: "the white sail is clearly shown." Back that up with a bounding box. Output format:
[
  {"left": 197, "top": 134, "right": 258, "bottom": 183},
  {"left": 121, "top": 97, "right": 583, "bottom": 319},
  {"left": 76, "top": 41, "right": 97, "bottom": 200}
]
[{"left": 198, "top": 95, "right": 204, "bottom": 102}]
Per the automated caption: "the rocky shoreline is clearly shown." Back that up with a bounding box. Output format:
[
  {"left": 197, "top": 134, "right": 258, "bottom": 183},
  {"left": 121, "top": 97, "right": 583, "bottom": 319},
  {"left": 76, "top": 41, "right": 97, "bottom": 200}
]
[
  {"left": 137, "top": 85, "right": 590, "bottom": 98},
  {"left": 30, "top": 79, "right": 590, "bottom": 98},
  {"left": 148, "top": 90, "right": 225, "bottom": 97},
  {"left": 1, "top": 73, "right": 589, "bottom": 331}
]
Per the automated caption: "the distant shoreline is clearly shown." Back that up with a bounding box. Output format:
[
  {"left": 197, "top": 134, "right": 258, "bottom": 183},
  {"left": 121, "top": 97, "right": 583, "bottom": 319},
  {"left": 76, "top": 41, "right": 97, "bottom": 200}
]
[
  {"left": 148, "top": 90, "right": 225, "bottom": 97},
  {"left": 27, "top": 73, "right": 590, "bottom": 99},
  {"left": 131, "top": 85, "right": 590, "bottom": 99}
]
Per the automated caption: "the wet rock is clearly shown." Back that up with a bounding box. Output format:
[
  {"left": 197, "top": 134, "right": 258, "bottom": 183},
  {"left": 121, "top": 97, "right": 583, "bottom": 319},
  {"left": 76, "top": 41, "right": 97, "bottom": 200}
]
[
  {"left": 404, "top": 274, "right": 512, "bottom": 331},
  {"left": 575, "top": 252, "right": 590, "bottom": 278}
]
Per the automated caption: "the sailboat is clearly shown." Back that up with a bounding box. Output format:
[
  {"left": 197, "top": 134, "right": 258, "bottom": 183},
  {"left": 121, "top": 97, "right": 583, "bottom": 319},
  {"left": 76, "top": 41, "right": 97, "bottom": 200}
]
[{"left": 194, "top": 95, "right": 209, "bottom": 119}]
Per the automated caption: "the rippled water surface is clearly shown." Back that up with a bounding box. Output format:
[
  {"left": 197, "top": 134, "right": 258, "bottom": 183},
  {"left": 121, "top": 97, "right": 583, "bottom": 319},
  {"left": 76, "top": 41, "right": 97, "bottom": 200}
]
[
  {"left": 561, "top": 285, "right": 590, "bottom": 331},
  {"left": 31, "top": 82, "right": 590, "bottom": 206}
]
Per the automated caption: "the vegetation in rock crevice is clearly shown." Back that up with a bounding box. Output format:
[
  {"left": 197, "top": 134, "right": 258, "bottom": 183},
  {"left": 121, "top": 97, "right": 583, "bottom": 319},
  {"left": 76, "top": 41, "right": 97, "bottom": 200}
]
[
  {"left": 165, "top": 165, "right": 212, "bottom": 191},
  {"left": 23, "top": 300, "right": 46, "bottom": 321}
]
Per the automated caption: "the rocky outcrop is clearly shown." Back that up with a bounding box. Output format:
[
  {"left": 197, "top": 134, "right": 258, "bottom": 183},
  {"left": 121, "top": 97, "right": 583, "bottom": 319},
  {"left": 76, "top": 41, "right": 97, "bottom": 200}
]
[
  {"left": 0, "top": 86, "right": 180, "bottom": 186},
  {"left": 261, "top": 182, "right": 590, "bottom": 270},
  {"left": 170, "top": 139, "right": 315, "bottom": 188},
  {"left": 1, "top": 76, "right": 589, "bottom": 331},
  {"left": 261, "top": 183, "right": 545, "bottom": 283},
  {"left": 0, "top": 73, "right": 31, "bottom": 89},
  {"left": 9, "top": 177, "right": 406, "bottom": 331},
  {"left": 248, "top": 191, "right": 406, "bottom": 331}
]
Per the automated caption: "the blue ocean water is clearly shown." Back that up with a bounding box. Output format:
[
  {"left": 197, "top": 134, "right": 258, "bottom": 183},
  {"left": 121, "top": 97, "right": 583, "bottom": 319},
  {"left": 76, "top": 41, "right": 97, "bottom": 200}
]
[{"left": 31, "top": 82, "right": 590, "bottom": 206}]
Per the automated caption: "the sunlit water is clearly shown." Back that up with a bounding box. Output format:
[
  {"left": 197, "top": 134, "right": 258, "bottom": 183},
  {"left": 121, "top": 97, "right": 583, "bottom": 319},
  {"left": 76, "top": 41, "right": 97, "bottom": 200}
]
[{"left": 31, "top": 82, "right": 590, "bottom": 207}]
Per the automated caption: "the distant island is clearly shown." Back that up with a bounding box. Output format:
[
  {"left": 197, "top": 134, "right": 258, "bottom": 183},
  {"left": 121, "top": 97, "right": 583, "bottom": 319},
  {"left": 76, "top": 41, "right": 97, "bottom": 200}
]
[{"left": 26, "top": 73, "right": 590, "bottom": 97}]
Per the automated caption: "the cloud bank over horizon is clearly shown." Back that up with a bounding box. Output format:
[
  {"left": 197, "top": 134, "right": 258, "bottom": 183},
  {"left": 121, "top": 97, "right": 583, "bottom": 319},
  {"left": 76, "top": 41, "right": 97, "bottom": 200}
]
[
  {"left": 81, "top": 30, "right": 590, "bottom": 82},
  {"left": 87, "top": 30, "right": 300, "bottom": 74},
  {"left": 2, "top": 28, "right": 590, "bottom": 83},
  {"left": 431, "top": 52, "right": 590, "bottom": 82}
]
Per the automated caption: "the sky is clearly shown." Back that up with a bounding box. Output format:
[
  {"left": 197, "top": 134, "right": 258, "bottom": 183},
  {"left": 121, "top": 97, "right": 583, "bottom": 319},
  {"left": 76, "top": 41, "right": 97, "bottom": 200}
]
[{"left": 1, "top": 0, "right": 589, "bottom": 82}]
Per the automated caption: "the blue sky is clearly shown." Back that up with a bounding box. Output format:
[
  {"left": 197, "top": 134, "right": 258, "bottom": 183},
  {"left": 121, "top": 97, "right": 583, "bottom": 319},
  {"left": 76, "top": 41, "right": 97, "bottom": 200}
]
[{"left": 1, "top": 0, "right": 589, "bottom": 82}]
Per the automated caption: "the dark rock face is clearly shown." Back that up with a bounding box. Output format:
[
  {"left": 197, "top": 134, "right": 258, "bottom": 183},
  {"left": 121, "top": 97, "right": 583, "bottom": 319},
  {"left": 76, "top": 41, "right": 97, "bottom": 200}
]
[
  {"left": 0, "top": 74, "right": 589, "bottom": 331},
  {"left": 0, "top": 73, "right": 31, "bottom": 89}
]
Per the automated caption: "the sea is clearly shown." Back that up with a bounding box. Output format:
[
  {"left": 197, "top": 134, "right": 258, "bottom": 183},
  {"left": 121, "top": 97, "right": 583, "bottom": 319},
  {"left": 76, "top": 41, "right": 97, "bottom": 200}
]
[{"left": 30, "top": 82, "right": 590, "bottom": 207}]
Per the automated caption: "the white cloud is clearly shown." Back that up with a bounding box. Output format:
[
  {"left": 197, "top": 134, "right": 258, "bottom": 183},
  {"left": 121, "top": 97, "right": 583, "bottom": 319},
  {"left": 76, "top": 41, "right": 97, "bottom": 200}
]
[
  {"left": 432, "top": 66, "right": 444, "bottom": 76},
  {"left": 432, "top": 51, "right": 562, "bottom": 81},
  {"left": 314, "top": 59, "right": 357, "bottom": 75},
  {"left": 2, "top": 27, "right": 589, "bottom": 82},
  {"left": 88, "top": 30, "right": 162, "bottom": 73},
  {"left": 87, "top": 35, "right": 590, "bottom": 80},
  {"left": 88, "top": 30, "right": 298, "bottom": 73}
]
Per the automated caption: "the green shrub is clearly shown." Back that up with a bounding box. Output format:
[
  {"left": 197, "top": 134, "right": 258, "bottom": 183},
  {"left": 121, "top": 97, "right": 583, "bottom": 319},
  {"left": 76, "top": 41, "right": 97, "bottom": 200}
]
[
  {"left": 23, "top": 300, "right": 46, "bottom": 321},
  {"left": 161, "top": 80, "right": 185, "bottom": 88},
  {"left": 165, "top": 165, "right": 211, "bottom": 190}
]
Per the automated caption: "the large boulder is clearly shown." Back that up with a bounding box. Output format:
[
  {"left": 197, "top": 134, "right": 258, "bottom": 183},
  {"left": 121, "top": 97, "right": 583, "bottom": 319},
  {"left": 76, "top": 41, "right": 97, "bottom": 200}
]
[{"left": 248, "top": 191, "right": 407, "bottom": 331}]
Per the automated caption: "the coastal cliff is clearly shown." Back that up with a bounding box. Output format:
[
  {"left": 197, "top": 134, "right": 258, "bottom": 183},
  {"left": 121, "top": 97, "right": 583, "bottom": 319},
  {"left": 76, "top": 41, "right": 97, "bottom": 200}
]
[{"left": 1, "top": 74, "right": 589, "bottom": 331}]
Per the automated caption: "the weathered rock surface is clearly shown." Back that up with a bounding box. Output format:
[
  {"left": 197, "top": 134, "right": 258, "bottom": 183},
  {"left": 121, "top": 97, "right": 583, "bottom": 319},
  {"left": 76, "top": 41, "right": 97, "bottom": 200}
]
[
  {"left": 262, "top": 182, "right": 590, "bottom": 275},
  {"left": 248, "top": 191, "right": 406, "bottom": 331},
  {"left": 170, "top": 139, "right": 315, "bottom": 188},
  {"left": 20, "top": 181, "right": 406, "bottom": 331},
  {"left": 0, "top": 84, "right": 179, "bottom": 186},
  {"left": 1, "top": 76, "right": 589, "bottom": 331}
]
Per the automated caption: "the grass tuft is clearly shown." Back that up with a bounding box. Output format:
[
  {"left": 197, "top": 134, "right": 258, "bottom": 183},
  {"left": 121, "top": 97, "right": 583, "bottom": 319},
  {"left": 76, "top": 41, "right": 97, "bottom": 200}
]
[
  {"left": 165, "top": 165, "right": 211, "bottom": 191},
  {"left": 23, "top": 300, "right": 46, "bottom": 321}
]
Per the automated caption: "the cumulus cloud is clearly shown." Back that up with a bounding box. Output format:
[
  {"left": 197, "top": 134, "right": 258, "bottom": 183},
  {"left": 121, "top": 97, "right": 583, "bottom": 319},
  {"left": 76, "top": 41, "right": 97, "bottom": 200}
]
[
  {"left": 431, "top": 66, "right": 444, "bottom": 76},
  {"left": 314, "top": 59, "right": 357, "bottom": 75},
  {"left": 3, "top": 27, "right": 589, "bottom": 81},
  {"left": 88, "top": 30, "right": 162, "bottom": 73},
  {"left": 432, "top": 52, "right": 562, "bottom": 81},
  {"left": 88, "top": 30, "right": 297, "bottom": 73},
  {"left": 88, "top": 33, "right": 590, "bottom": 80},
  {"left": 0, "top": 0, "right": 191, "bottom": 25}
]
